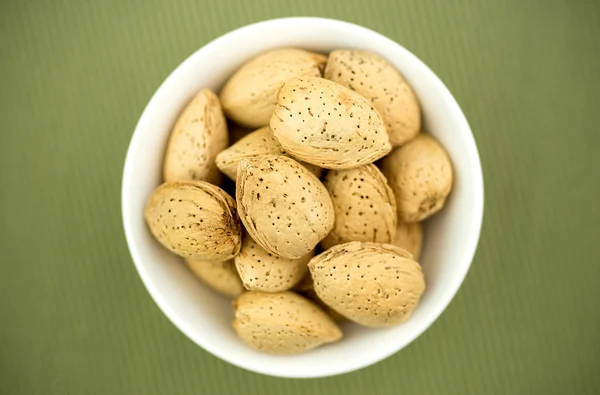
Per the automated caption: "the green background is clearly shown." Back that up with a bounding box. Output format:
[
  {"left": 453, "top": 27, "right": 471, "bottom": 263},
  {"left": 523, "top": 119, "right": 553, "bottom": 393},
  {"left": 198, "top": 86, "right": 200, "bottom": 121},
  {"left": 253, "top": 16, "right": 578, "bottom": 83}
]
[{"left": 1, "top": 0, "right": 599, "bottom": 393}]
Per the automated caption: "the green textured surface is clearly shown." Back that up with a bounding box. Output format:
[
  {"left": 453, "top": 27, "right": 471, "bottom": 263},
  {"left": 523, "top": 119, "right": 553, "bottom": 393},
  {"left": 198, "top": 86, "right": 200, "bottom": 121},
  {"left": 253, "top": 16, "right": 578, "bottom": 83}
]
[{"left": 1, "top": 0, "right": 599, "bottom": 393}]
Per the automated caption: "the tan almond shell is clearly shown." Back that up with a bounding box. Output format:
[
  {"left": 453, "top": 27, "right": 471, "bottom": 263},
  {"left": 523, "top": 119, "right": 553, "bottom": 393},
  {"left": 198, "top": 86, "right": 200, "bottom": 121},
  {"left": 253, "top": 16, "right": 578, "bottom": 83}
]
[
  {"left": 220, "top": 48, "right": 327, "bottom": 128},
  {"left": 236, "top": 155, "right": 334, "bottom": 259},
  {"left": 392, "top": 222, "right": 423, "bottom": 261},
  {"left": 270, "top": 77, "right": 391, "bottom": 169},
  {"left": 185, "top": 258, "right": 244, "bottom": 297},
  {"left": 324, "top": 50, "right": 421, "bottom": 147},
  {"left": 308, "top": 241, "right": 425, "bottom": 328},
  {"left": 321, "top": 164, "right": 397, "bottom": 249},
  {"left": 144, "top": 181, "right": 242, "bottom": 260},
  {"left": 234, "top": 235, "right": 312, "bottom": 292},
  {"left": 215, "top": 126, "right": 322, "bottom": 181},
  {"left": 379, "top": 134, "right": 453, "bottom": 222},
  {"left": 233, "top": 291, "right": 343, "bottom": 354},
  {"left": 163, "top": 89, "right": 228, "bottom": 184}
]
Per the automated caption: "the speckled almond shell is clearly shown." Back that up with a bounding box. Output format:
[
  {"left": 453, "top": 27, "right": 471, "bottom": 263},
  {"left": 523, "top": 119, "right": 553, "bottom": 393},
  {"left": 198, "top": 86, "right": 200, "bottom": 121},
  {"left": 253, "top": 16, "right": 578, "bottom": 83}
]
[
  {"left": 324, "top": 50, "right": 421, "bottom": 147},
  {"left": 234, "top": 235, "right": 312, "bottom": 292},
  {"left": 236, "top": 155, "right": 334, "bottom": 260},
  {"left": 308, "top": 241, "right": 425, "bottom": 328},
  {"left": 321, "top": 164, "right": 397, "bottom": 249},
  {"left": 185, "top": 258, "right": 244, "bottom": 297},
  {"left": 379, "top": 134, "right": 453, "bottom": 222},
  {"left": 232, "top": 291, "right": 342, "bottom": 354},
  {"left": 144, "top": 181, "right": 242, "bottom": 260},
  {"left": 270, "top": 77, "right": 391, "bottom": 169},
  {"left": 220, "top": 48, "right": 327, "bottom": 128},
  {"left": 392, "top": 222, "right": 423, "bottom": 261},
  {"left": 215, "top": 126, "right": 322, "bottom": 181},
  {"left": 163, "top": 89, "right": 228, "bottom": 184}
]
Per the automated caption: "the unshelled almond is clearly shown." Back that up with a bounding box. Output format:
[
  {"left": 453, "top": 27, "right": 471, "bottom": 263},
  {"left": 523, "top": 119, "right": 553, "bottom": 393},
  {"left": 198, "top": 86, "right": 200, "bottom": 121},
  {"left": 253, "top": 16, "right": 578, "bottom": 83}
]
[
  {"left": 233, "top": 291, "right": 342, "bottom": 354},
  {"left": 163, "top": 89, "right": 228, "bottom": 184},
  {"left": 380, "top": 134, "right": 453, "bottom": 222},
  {"left": 236, "top": 155, "right": 334, "bottom": 259},
  {"left": 321, "top": 164, "right": 397, "bottom": 249},
  {"left": 234, "top": 235, "right": 312, "bottom": 292},
  {"left": 220, "top": 48, "right": 327, "bottom": 128},
  {"left": 309, "top": 241, "right": 425, "bottom": 327},
  {"left": 270, "top": 77, "right": 391, "bottom": 169},
  {"left": 325, "top": 50, "right": 421, "bottom": 146},
  {"left": 144, "top": 181, "right": 242, "bottom": 260},
  {"left": 215, "top": 126, "right": 321, "bottom": 181}
]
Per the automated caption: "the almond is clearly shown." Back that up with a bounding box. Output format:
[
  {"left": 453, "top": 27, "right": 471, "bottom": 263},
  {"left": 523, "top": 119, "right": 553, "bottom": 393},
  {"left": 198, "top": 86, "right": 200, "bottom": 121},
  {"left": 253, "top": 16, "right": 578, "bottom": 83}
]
[
  {"left": 308, "top": 241, "right": 425, "bottom": 328},
  {"left": 233, "top": 291, "right": 342, "bottom": 354},
  {"left": 215, "top": 126, "right": 322, "bottom": 181},
  {"left": 144, "top": 181, "right": 242, "bottom": 259},
  {"left": 220, "top": 48, "right": 327, "bottom": 128},
  {"left": 234, "top": 235, "right": 312, "bottom": 292},
  {"left": 324, "top": 50, "right": 421, "bottom": 147},
  {"left": 186, "top": 258, "right": 244, "bottom": 297},
  {"left": 321, "top": 164, "right": 397, "bottom": 249},
  {"left": 380, "top": 134, "right": 453, "bottom": 222},
  {"left": 392, "top": 222, "right": 423, "bottom": 261},
  {"left": 163, "top": 89, "right": 228, "bottom": 184},
  {"left": 270, "top": 77, "right": 391, "bottom": 169},
  {"left": 236, "top": 155, "right": 334, "bottom": 259}
]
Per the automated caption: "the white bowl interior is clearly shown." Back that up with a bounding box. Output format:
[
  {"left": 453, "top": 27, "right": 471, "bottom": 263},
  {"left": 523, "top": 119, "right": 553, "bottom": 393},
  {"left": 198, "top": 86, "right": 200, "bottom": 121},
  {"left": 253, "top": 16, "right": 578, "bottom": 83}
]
[{"left": 122, "top": 18, "right": 483, "bottom": 378}]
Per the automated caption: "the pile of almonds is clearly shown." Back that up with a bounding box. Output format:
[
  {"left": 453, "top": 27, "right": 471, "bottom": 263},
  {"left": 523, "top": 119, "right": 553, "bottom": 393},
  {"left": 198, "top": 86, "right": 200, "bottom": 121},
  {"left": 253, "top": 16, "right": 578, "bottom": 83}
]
[{"left": 144, "top": 48, "right": 453, "bottom": 355}]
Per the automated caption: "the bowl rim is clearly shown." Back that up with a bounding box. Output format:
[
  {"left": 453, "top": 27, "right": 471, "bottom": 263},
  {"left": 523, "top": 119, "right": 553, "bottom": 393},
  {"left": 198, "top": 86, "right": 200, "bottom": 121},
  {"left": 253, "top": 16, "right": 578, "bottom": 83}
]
[{"left": 122, "top": 16, "right": 484, "bottom": 378}]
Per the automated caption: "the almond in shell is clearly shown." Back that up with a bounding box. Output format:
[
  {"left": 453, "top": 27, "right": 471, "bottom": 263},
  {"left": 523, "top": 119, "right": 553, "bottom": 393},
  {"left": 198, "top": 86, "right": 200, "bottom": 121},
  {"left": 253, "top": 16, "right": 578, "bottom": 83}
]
[
  {"left": 308, "top": 241, "right": 425, "bottom": 328},
  {"left": 270, "top": 77, "right": 391, "bottom": 169},
  {"left": 379, "top": 134, "right": 453, "bottom": 222},
  {"left": 324, "top": 50, "right": 421, "bottom": 146},
  {"left": 163, "top": 89, "right": 228, "bottom": 184},
  {"left": 321, "top": 164, "right": 397, "bottom": 249},
  {"left": 215, "top": 126, "right": 321, "bottom": 181},
  {"left": 234, "top": 235, "right": 312, "bottom": 292},
  {"left": 233, "top": 291, "right": 342, "bottom": 354},
  {"left": 144, "top": 181, "right": 242, "bottom": 260},
  {"left": 236, "top": 155, "right": 334, "bottom": 259},
  {"left": 220, "top": 48, "right": 327, "bottom": 128}
]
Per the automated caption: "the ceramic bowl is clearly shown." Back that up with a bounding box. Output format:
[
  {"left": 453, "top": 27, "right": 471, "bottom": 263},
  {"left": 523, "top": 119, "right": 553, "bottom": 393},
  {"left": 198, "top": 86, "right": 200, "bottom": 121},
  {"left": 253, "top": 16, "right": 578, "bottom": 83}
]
[{"left": 122, "top": 17, "right": 484, "bottom": 378}]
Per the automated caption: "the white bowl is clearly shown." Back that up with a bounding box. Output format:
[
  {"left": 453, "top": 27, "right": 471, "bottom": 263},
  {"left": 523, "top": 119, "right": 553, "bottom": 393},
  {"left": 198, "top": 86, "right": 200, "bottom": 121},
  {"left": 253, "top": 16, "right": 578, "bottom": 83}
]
[{"left": 122, "top": 17, "right": 484, "bottom": 378}]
